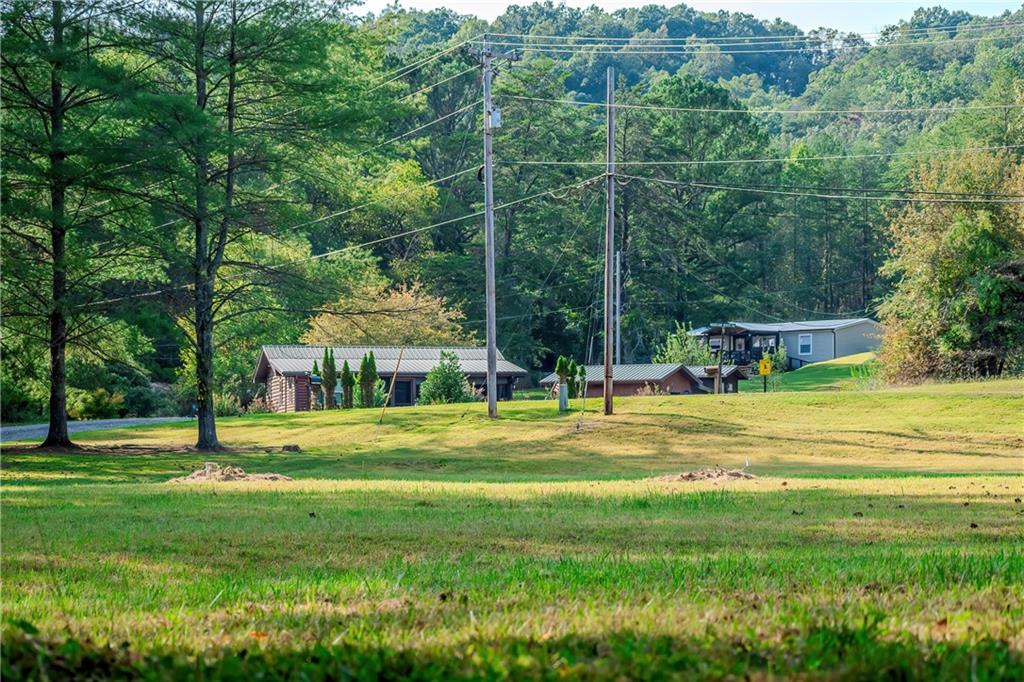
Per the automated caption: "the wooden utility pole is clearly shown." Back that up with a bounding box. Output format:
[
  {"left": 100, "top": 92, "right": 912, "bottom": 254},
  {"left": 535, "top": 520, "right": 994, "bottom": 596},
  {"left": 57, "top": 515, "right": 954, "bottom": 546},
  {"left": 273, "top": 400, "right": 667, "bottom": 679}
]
[
  {"left": 717, "top": 324, "right": 725, "bottom": 394},
  {"left": 603, "top": 66, "right": 616, "bottom": 416},
  {"left": 471, "top": 39, "right": 519, "bottom": 418},
  {"left": 482, "top": 41, "right": 498, "bottom": 418},
  {"left": 615, "top": 249, "right": 622, "bottom": 364}
]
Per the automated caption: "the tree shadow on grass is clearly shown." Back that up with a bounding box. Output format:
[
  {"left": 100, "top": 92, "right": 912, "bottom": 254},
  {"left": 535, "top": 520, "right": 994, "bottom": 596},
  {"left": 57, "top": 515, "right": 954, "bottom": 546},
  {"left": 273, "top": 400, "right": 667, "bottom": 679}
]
[{"left": 3, "top": 625, "right": 1021, "bottom": 681}]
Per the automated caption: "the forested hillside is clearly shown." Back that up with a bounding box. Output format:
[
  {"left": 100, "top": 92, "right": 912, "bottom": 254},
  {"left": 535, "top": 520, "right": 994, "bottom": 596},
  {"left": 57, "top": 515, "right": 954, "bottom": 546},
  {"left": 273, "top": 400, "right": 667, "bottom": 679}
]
[{"left": 2, "top": 1, "right": 1022, "bottom": 436}]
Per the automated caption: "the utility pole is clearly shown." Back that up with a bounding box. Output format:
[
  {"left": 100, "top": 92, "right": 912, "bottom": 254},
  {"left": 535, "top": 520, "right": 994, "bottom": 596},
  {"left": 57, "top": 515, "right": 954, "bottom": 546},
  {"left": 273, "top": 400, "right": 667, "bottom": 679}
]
[
  {"left": 477, "top": 39, "right": 518, "bottom": 418},
  {"left": 482, "top": 42, "right": 498, "bottom": 418},
  {"left": 603, "top": 66, "right": 615, "bottom": 416},
  {"left": 614, "top": 249, "right": 621, "bottom": 364}
]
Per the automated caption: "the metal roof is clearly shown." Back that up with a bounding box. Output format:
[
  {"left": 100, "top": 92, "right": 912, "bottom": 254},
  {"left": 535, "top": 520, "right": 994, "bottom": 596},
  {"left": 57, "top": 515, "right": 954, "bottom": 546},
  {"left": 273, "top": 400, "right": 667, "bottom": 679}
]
[
  {"left": 690, "top": 318, "right": 877, "bottom": 335},
  {"left": 255, "top": 345, "right": 527, "bottom": 382},
  {"left": 540, "top": 363, "right": 743, "bottom": 385}
]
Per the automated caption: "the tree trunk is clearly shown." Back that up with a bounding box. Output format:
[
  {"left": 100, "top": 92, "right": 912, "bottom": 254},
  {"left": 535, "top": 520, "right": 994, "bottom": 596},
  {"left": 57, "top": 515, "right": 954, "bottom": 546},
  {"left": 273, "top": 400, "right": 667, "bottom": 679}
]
[
  {"left": 42, "top": 0, "right": 72, "bottom": 448},
  {"left": 194, "top": 279, "right": 220, "bottom": 449},
  {"left": 192, "top": 0, "right": 220, "bottom": 451}
]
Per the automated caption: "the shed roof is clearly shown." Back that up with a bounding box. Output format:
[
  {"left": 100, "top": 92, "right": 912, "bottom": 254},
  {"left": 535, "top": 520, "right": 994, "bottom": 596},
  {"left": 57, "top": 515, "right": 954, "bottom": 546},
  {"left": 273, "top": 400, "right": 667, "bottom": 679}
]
[
  {"left": 539, "top": 363, "right": 743, "bottom": 385},
  {"left": 254, "top": 345, "right": 527, "bottom": 383},
  {"left": 690, "top": 318, "right": 877, "bottom": 335}
]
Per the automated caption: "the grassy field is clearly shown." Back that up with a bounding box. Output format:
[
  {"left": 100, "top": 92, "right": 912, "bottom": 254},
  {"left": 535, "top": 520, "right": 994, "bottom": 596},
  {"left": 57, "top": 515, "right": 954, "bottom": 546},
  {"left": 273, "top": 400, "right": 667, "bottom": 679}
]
[
  {"left": 2, "top": 379, "right": 1023, "bottom": 679},
  {"left": 740, "top": 352, "right": 877, "bottom": 393}
]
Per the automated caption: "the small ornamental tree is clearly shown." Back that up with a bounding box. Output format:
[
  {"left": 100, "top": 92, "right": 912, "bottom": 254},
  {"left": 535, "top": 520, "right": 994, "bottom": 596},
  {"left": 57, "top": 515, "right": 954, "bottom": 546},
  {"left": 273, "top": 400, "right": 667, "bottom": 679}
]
[
  {"left": 311, "top": 360, "right": 321, "bottom": 410},
  {"left": 654, "top": 323, "right": 716, "bottom": 366},
  {"left": 555, "top": 355, "right": 571, "bottom": 411},
  {"left": 340, "top": 360, "right": 355, "bottom": 409},
  {"left": 418, "top": 351, "right": 474, "bottom": 404},
  {"left": 321, "top": 348, "right": 338, "bottom": 409},
  {"left": 566, "top": 359, "right": 578, "bottom": 398},
  {"left": 577, "top": 363, "right": 587, "bottom": 408},
  {"left": 358, "top": 352, "right": 378, "bottom": 408}
]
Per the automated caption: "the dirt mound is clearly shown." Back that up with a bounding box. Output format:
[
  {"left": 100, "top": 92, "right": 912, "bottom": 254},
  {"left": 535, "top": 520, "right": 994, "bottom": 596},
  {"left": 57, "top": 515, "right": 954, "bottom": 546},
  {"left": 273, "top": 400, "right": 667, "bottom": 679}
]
[
  {"left": 652, "top": 467, "right": 756, "bottom": 482},
  {"left": 167, "top": 462, "right": 292, "bottom": 483}
]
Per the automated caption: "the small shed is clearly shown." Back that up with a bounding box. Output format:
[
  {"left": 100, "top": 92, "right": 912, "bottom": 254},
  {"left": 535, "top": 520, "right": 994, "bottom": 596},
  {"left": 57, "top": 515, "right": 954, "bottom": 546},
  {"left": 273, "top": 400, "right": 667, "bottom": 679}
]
[{"left": 540, "top": 363, "right": 745, "bottom": 397}]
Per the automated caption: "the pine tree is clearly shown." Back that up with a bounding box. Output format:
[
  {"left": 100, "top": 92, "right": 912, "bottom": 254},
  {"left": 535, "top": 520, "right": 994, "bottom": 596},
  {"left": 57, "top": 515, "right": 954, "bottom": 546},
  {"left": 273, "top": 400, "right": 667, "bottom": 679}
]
[
  {"left": 358, "top": 352, "right": 378, "bottom": 408},
  {"left": 340, "top": 360, "right": 355, "bottom": 409},
  {"left": 321, "top": 348, "right": 337, "bottom": 409}
]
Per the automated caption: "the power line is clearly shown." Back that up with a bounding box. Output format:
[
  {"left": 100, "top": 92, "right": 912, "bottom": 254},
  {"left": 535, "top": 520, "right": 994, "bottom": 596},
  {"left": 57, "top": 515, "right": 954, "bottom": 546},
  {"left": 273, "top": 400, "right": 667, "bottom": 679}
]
[
  {"left": 718, "top": 182, "right": 1024, "bottom": 199},
  {"left": 499, "top": 143, "right": 1024, "bottom": 168},
  {"left": 481, "top": 20, "right": 1024, "bottom": 45},
  {"left": 471, "top": 32, "right": 1018, "bottom": 56},
  {"left": 622, "top": 174, "right": 1024, "bottom": 204},
  {"left": 504, "top": 94, "right": 1022, "bottom": 116},
  {"left": 399, "top": 65, "right": 478, "bottom": 102},
  {"left": 80, "top": 175, "right": 604, "bottom": 309},
  {"left": 371, "top": 36, "right": 480, "bottom": 91},
  {"left": 356, "top": 100, "right": 482, "bottom": 157}
]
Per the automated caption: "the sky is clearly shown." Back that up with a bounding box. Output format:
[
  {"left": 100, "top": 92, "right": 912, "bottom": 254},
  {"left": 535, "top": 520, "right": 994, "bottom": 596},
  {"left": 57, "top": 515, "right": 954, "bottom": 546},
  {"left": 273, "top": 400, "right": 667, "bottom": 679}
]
[{"left": 357, "top": 1, "right": 1022, "bottom": 35}]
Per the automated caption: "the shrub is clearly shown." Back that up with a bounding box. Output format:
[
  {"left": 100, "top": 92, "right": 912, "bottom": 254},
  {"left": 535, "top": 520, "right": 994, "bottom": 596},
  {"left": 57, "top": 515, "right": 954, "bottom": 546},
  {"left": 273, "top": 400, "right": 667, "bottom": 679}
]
[
  {"left": 245, "top": 397, "right": 272, "bottom": 414},
  {"left": 358, "top": 352, "right": 378, "bottom": 408},
  {"left": 635, "top": 382, "right": 668, "bottom": 396},
  {"left": 68, "top": 388, "right": 125, "bottom": 420},
  {"left": 340, "top": 360, "right": 355, "bottom": 409},
  {"left": 122, "top": 385, "right": 172, "bottom": 417},
  {"left": 321, "top": 349, "right": 337, "bottom": 409},
  {"left": 213, "top": 393, "right": 242, "bottom": 417},
  {"left": 418, "top": 351, "right": 474, "bottom": 405},
  {"left": 371, "top": 378, "right": 388, "bottom": 407},
  {"left": 764, "top": 344, "right": 788, "bottom": 392},
  {"left": 654, "top": 323, "right": 716, "bottom": 365}
]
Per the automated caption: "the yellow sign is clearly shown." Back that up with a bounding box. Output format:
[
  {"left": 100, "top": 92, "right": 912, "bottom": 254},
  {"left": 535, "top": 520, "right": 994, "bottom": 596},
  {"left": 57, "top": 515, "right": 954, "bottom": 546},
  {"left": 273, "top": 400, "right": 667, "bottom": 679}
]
[{"left": 758, "top": 357, "right": 773, "bottom": 376}]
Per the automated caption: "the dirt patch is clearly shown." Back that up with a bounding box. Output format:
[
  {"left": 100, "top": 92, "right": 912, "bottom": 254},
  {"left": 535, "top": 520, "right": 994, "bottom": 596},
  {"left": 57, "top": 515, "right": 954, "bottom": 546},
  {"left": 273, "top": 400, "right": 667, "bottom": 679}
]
[
  {"left": 652, "top": 467, "right": 756, "bottom": 482},
  {"left": 167, "top": 462, "right": 292, "bottom": 483}
]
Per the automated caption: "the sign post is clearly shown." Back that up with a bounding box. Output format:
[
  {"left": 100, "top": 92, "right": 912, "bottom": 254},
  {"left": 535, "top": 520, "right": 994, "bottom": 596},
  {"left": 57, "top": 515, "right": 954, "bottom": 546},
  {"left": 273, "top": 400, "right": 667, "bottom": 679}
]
[{"left": 758, "top": 356, "right": 773, "bottom": 393}]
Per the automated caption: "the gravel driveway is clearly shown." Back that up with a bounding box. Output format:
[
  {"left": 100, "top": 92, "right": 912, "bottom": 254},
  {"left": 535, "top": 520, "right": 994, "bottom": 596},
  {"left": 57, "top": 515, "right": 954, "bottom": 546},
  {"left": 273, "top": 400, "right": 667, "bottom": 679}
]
[{"left": 1, "top": 417, "right": 189, "bottom": 444}]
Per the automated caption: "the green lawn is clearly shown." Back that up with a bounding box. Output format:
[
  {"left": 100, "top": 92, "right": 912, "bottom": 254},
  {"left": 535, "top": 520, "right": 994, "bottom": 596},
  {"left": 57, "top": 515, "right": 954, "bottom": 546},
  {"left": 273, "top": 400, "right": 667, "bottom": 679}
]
[
  {"left": 741, "top": 352, "right": 877, "bottom": 393},
  {"left": 2, "top": 380, "right": 1023, "bottom": 679}
]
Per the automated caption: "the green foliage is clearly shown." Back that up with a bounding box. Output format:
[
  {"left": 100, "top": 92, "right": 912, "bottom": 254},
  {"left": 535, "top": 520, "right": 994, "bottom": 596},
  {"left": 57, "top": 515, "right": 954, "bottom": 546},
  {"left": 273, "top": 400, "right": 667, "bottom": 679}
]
[
  {"left": 358, "top": 353, "right": 379, "bottom": 408},
  {"left": 555, "top": 356, "right": 571, "bottom": 384},
  {"left": 418, "top": 351, "right": 474, "bottom": 405},
  {"left": 340, "top": 361, "right": 355, "bottom": 409},
  {"left": 68, "top": 389, "right": 125, "bottom": 420},
  {"left": 765, "top": 345, "right": 789, "bottom": 392},
  {"left": 654, "top": 324, "right": 717, "bottom": 366},
  {"left": 321, "top": 349, "right": 338, "bottom": 409},
  {"left": 212, "top": 394, "right": 243, "bottom": 418},
  {"left": 879, "top": 151, "right": 1024, "bottom": 381}
]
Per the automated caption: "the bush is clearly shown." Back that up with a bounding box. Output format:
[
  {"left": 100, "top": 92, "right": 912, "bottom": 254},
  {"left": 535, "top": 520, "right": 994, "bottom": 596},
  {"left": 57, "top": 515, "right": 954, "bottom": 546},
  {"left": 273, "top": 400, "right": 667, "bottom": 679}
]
[
  {"left": 418, "top": 351, "right": 475, "bottom": 405},
  {"left": 68, "top": 388, "right": 125, "bottom": 420},
  {"left": 213, "top": 393, "right": 242, "bottom": 417},
  {"left": 122, "top": 385, "right": 175, "bottom": 417},
  {"left": 764, "top": 345, "right": 788, "bottom": 392},
  {"left": 357, "top": 353, "right": 378, "bottom": 408},
  {"left": 245, "top": 397, "right": 272, "bottom": 414},
  {"left": 654, "top": 323, "right": 716, "bottom": 365}
]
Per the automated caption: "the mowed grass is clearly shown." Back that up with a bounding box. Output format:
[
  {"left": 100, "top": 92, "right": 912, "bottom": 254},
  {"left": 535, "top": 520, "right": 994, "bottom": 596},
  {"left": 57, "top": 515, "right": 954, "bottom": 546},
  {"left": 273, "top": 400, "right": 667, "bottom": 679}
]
[
  {"left": 2, "top": 380, "right": 1023, "bottom": 679},
  {"left": 740, "top": 352, "right": 877, "bottom": 393}
]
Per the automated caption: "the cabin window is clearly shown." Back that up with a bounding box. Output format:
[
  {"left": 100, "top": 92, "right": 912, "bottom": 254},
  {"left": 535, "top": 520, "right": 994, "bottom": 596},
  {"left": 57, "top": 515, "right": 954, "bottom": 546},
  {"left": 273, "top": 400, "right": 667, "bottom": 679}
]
[
  {"left": 709, "top": 337, "right": 722, "bottom": 350},
  {"left": 798, "top": 334, "right": 813, "bottom": 356}
]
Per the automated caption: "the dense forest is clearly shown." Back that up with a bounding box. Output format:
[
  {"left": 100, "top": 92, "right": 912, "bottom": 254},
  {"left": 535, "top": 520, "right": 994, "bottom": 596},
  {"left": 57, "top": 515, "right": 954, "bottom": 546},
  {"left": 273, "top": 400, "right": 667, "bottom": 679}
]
[{"left": 2, "top": 1, "right": 1022, "bottom": 444}]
